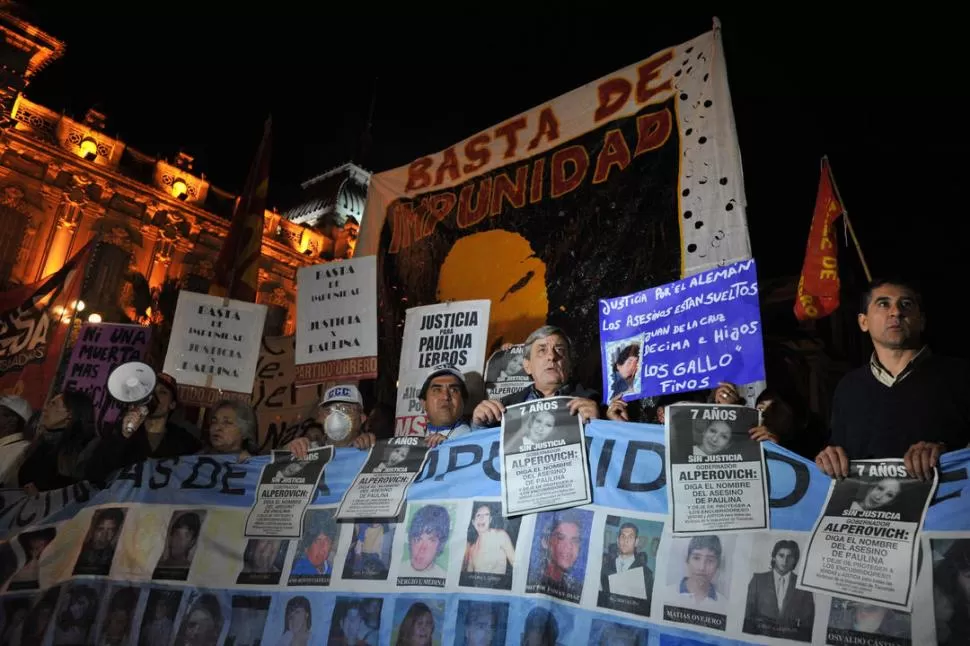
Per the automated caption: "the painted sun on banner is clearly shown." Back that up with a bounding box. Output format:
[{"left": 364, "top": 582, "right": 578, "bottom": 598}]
[{"left": 357, "top": 22, "right": 751, "bottom": 400}]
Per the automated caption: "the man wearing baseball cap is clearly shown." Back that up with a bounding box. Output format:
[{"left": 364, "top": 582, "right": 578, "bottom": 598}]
[
  {"left": 285, "top": 385, "right": 375, "bottom": 459},
  {"left": 420, "top": 366, "right": 472, "bottom": 448},
  {"left": 0, "top": 395, "right": 32, "bottom": 486}
]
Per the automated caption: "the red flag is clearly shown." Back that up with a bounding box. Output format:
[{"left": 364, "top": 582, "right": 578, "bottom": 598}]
[
  {"left": 794, "top": 158, "right": 845, "bottom": 320},
  {"left": 211, "top": 117, "right": 272, "bottom": 302},
  {"left": 0, "top": 240, "right": 95, "bottom": 409}
]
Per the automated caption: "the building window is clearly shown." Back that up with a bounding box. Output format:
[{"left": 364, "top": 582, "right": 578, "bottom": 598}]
[
  {"left": 264, "top": 305, "right": 287, "bottom": 337},
  {"left": 0, "top": 206, "right": 27, "bottom": 288},
  {"left": 183, "top": 273, "right": 211, "bottom": 294},
  {"left": 83, "top": 243, "right": 130, "bottom": 312}
]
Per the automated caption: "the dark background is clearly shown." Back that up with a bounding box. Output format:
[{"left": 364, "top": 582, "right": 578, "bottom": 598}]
[{"left": 22, "top": 5, "right": 967, "bottom": 357}]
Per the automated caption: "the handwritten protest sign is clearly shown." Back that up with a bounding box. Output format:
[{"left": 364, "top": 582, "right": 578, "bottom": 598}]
[
  {"left": 295, "top": 256, "right": 377, "bottom": 386},
  {"left": 395, "top": 299, "right": 490, "bottom": 436},
  {"left": 251, "top": 336, "right": 335, "bottom": 452},
  {"left": 599, "top": 258, "right": 765, "bottom": 401},
  {"left": 62, "top": 323, "right": 151, "bottom": 429},
  {"left": 163, "top": 291, "right": 267, "bottom": 406}
]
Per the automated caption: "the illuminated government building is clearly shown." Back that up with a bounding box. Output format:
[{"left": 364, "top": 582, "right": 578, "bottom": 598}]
[{"left": 0, "top": 4, "right": 369, "bottom": 337}]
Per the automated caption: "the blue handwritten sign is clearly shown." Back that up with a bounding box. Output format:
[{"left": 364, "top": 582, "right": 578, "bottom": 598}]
[{"left": 598, "top": 258, "right": 765, "bottom": 401}]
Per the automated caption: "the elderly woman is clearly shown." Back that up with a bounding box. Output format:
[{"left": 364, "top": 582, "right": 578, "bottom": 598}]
[{"left": 201, "top": 400, "right": 258, "bottom": 460}]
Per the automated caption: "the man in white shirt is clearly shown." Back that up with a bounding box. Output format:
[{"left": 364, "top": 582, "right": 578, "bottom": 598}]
[
  {"left": 743, "top": 539, "right": 814, "bottom": 642},
  {"left": 665, "top": 535, "right": 728, "bottom": 612},
  {"left": 599, "top": 523, "right": 655, "bottom": 615},
  {"left": 0, "top": 395, "right": 31, "bottom": 486}
]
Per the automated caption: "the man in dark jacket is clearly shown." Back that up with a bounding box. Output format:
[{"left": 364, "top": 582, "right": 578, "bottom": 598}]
[
  {"left": 472, "top": 325, "right": 599, "bottom": 427},
  {"left": 86, "top": 372, "right": 200, "bottom": 485},
  {"left": 598, "top": 522, "right": 654, "bottom": 616},
  {"left": 816, "top": 279, "right": 970, "bottom": 480}
]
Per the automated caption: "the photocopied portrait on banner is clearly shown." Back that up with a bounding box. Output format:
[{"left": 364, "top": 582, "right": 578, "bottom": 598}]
[
  {"left": 501, "top": 397, "right": 591, "bottom": 517},
  {"left": 459, "top": 501, "right": 521, "bottom": 591},
  {"left": 597, "top": 515, "right": 664, "bottom": 618},
  {"left": 244, "top": 446, "right": 333, "bottom": 538},
  {"left": 661, "top": 533, "right": 737, "bottom": 633},
  {"left": 665, "top": 403, "right": 767, "bottom": 535},
  {"left": 336, "top": 436, "right": 430, "bottom": 520},
  {"left": 800, "top": 458, "right": 937, "bottom": 611}
]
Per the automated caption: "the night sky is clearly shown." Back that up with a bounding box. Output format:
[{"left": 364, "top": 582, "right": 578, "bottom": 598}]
[{"left": 22, "top": 5, "right": 969, "bottom": 356}]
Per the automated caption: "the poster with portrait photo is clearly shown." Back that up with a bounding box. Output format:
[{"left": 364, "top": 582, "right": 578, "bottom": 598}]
[
  {"left": 342, "top": 521, "right": 395, "bottom": 581},
  {"left": 661, "top": 534, "right": 736, "bottom": 632},
  {"left": 597, "top": 515, "right": 664, "bottom": 617},
  {"left": 52, "top": 580, "right": 103, "bottom": 646},
  {"left": 73, "top": 507, "right": 127, "bottom": 576},
  {"left": 153, "top": 510, "right": 206, "bottom": 581},
  {"left": 800, "top": 459, "right": 937, "bottom": 611},
  {"left": 930, "top": 537, "right": 970, "bottom": 646},
  {"left": 245, "top": 446, "right": 333, "bottom": 538},
  {"left": 501, "top": 397, "right": 591, "bottom": 518},
  {"left": 484, "top": 344, "right": 532, "bottom": 399},
  {"left": 0, "top": 596, "right": 31, "bottom": 645},
  {"left": 397, "top": 502, "right": 456, "bottom": 588},
  {"left": 287, "top": 508, "right": 340, "bottom": 586},
  {"left": 328, "top": 596, "right": 383, "bottom": 646},
  {"left": 265, "top": 594, "right": 318, "bottom": 646},
  {"left": 525, "top": 508, "right": 594, "bottom": 604},
  {"left": 236, "top": 538, "right": 289, "bottom": 585},
  {"left": 459, "top": 501, "right": 522, "bottom": 591},
  {"left": 742, "top": 533, "right": 815, "bottom": 643},
  {"left": 337, "top": 436, "right": 430, "bottom": 520},
  {"left": 590, "top": 618, "right": 649, "bottom": 646},
  {"left": 604, "top": 335, "right": 644, "bottom": 403},
  {"left": 21, "top": 586, "right": 61, "bottom": 645},
  {"left": 826, "top": 596, "right": 912, "bottom": 646},
  {"left": 455, "top": 600, "right": 509, "bottom": 646},
  {"left": 391, "top": 597, "right": 445, "bottom": 646},
  {"left": 665, "top": 403, "right": 766, "bottom": 535},
  {"left": 172, "top": 590, "right": 227, "bottom": 646},
  {"left": 94, "top": 585, "right": 140, "bottom": 646},
  {"left": 6, "top": 527, "right": 55, "bottom": 591},
  {"left": 224, "top": 596, "right": 270, "bottom": 646},
  {"left": 514, "top": 602, "right": 575, "bottom": 645},
  {"left": 137, "top": 588, "right": 182, "bottom": 646}
]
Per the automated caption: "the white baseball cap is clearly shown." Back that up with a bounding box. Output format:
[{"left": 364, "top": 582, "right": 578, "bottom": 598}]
[
  {"left": 0, "top": 395, "right": 32, "bottom": 423},
  {"left": 320, "top": 384, "right": 363, "bottom": 407}
]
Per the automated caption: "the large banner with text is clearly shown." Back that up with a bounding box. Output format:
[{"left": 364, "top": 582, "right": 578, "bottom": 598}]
[
  {"left": 1, "top": 421, "right": 966, "bottom": 645},
  {"left": 356, "top": 25, "right": 753, "bottom": 406}
]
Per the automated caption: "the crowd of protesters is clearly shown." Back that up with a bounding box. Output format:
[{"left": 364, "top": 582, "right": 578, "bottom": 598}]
[{"left": 0, "top": 277, "right": 961, "bottom": 497}]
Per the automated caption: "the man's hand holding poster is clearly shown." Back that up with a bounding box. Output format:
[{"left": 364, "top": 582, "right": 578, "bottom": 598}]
[
  {"left": 500, "top": 397, "right": 592, "bottom": 517},
  {"left": 666, "top": 403, "right": 767, "bottom": 534},
  {"left": 337, "top": 437, "right": 430, "bottom": 520},
  {"left": 799, "top": 458, "right": 938, "bottom": 611}
]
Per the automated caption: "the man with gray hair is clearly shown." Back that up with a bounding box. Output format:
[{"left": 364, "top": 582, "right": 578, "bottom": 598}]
[{"left": 473, "top": 325, "right": 599, "bottom": 427}]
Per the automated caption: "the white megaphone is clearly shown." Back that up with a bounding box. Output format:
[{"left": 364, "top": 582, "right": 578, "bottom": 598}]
[
  {"left": 107, "top": 362, "right": 157, "bottom": 435},
  {"left": 107, "top": 361, "right": 157, "bottom": 404}
]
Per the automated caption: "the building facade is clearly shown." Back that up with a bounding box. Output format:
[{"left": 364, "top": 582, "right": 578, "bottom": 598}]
[{"left": 0, "top": 7, "right": 370, "bottom": 339}]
